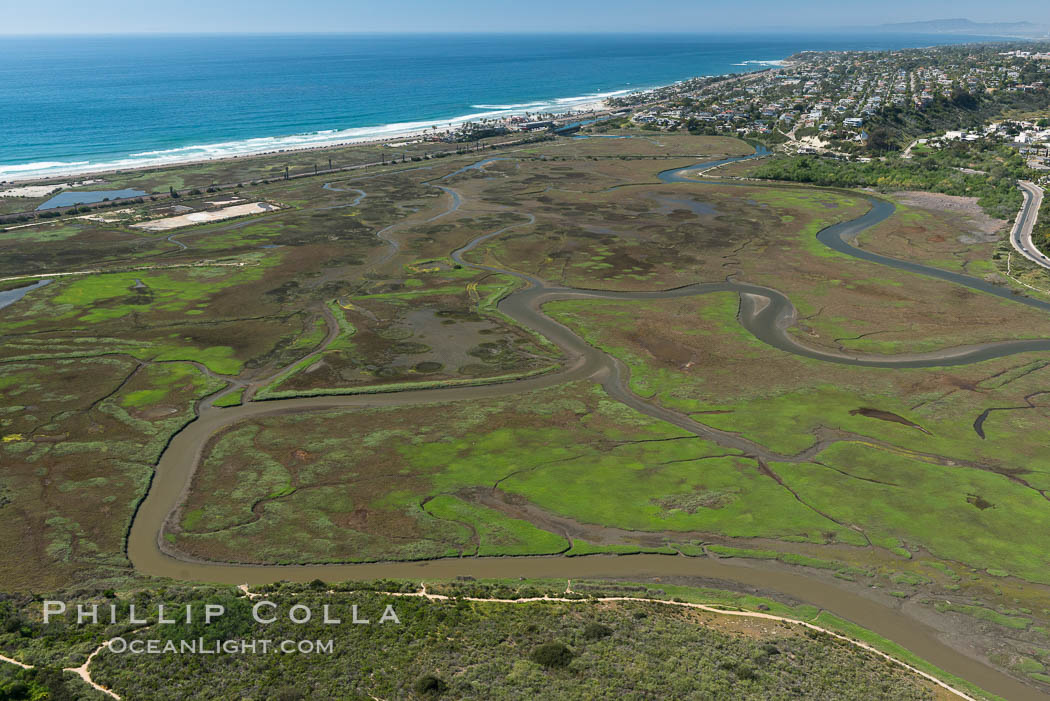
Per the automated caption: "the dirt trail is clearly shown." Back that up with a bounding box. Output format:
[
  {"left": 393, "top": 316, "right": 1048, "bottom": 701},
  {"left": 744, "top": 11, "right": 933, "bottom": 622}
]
[
  {"left": 0, "top": 653, "right": 31, "bottom": 669},
  {"left": 65, "top": 642, "right": 121, "bottom": 699},
  {"left": 378, "top": 583, "right": 976, "bottom": 701},
  {"left": 0, "top": 644, "right": 121, "bottom": 699}
]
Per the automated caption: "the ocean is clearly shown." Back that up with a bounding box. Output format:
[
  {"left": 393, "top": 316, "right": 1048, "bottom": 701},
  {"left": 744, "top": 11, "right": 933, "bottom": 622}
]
[{"left": 0, "top": 32, "right": 1005, "bottom": 180}]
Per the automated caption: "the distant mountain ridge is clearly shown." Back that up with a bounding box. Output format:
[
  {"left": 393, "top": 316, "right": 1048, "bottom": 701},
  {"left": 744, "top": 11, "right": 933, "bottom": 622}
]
[{"left": 878, "top": 18, "right": 1048, "bottom": 37}]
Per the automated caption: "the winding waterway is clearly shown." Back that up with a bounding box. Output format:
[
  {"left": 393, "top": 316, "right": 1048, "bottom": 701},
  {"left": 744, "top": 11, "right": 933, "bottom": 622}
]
[{"left": 126, "top": 147, "right": 1050, "bottom": 700}]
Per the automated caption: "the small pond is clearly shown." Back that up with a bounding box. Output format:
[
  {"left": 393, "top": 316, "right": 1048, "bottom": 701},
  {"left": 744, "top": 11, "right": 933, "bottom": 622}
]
[{"left": 37, "top": 189, "right": 147, "bottom": 210}]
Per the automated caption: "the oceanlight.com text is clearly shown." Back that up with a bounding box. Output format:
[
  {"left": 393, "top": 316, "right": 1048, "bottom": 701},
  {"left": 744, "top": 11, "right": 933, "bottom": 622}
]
[{"left": 106, "top": 638, "right": 335, "bottom": 655}]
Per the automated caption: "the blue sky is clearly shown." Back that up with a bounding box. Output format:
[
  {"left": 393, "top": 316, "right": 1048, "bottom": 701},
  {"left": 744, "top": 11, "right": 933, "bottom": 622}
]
[{"left": 0, "top": 0, "right": 1047, "bottom": 34}]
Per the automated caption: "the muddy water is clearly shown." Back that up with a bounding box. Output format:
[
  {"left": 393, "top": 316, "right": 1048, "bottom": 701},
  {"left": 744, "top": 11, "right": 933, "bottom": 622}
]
[
  {"left": 657, "top": 145, "right": 771, "bottom": 183},
  {"left": 128, "top": 551, "right": 1042, "bottom": 701},
  {"left": 127, "top": 147, "right": 1050, "bottom": 700}
]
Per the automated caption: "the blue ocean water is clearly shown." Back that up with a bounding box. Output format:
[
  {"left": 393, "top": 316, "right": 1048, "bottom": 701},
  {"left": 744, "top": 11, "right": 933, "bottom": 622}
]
[{"left": 0, "top": 33, "right": 1004, "bottom": 179}]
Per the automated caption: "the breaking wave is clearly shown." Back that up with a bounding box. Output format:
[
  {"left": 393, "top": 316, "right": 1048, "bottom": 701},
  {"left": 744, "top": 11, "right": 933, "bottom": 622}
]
[{"left": 1, "top": 89, "right": 630, "bottom": 181}]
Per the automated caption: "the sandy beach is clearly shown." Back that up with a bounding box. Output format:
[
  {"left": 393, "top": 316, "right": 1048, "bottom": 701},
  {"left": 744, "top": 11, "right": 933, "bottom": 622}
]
[{"left": 0, "top": 97, "right": 614, "bottom": 185}]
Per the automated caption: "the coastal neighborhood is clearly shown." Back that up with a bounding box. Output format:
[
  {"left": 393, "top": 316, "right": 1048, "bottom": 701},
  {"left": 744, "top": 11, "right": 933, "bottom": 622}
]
[
  {"left": 324, "top": 41, "right": 1050, "bottom": 187},
  {"left": 605, "top": 43, "right": 1050, "bottom": 165}
]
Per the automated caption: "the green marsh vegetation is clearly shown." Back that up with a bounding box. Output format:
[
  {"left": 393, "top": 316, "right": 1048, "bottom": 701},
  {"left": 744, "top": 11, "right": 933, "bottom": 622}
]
[
  {"left": 3, "top": 128, "right": 1050, "bottom": 693},
  {"left": 544, "top": 293, "right": 1050, "bottom": 582},
  {"left": 175, "top": 382, "right": 803, "bottom": 564}
]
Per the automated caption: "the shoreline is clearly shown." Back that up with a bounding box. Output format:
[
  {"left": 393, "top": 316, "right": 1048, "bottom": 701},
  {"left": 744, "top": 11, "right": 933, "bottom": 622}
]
[
  {"left": 0, "top": 65, "right": 774, "bottom": 185},
  {"left": 0, "top": 31, "right": 1020, "bottom": 185},
  {"left": 0, "top": 113, "right": 596, "bottom": 198},
  {"left": 0, "top": 95, "right": 624, "bottom": 185}
]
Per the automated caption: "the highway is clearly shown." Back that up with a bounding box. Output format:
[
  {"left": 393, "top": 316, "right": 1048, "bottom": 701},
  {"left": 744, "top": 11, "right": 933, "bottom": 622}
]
[{"left": 1010, "top": 180, "right": 1049, "bottom": 269}]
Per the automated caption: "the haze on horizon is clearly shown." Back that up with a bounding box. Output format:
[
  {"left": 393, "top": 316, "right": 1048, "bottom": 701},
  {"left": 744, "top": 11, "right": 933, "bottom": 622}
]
[{"left": 0, "top": 0, "right": 1047, "bottom": 35}]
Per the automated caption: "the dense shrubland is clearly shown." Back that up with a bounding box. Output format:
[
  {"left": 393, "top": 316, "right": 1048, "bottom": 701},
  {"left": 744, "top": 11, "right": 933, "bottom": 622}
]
[
  {"left": 752, "top": 142, "right": 1029, "bottom": 219},
  {"left": 0, "top": 584, "right": 937, "bottom": 700}
]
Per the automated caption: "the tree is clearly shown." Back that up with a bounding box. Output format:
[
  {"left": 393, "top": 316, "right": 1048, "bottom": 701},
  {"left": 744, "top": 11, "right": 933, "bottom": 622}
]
[
  {"left": 866, "top": 127, "right": 896, "bottom": 154},
  {"left": 949, "top": 88, "right": 979, "bottom": 111}
]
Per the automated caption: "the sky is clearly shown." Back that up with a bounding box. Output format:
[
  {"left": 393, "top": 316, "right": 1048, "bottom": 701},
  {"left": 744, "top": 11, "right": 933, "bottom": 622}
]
[{"left": 0, "top": 0, "right": 1047, "bottom": 34}]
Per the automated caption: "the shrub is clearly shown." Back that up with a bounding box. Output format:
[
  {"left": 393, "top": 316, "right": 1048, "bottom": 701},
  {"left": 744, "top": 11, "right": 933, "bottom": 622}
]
[
  {"left": 413, "top": 675, "right": 448, "bottom": 696},
  {"left": 582, "top": 622, "right": 612, "bottom": 641},
  {"left": 530, "top": 642, "right": 574, "bottom": 668},
  {"left": 752, "top": 643, "right": 781, "bottom": 663},
  {"left": 5, "top": 681, "right": 29, "bottom": 699}
]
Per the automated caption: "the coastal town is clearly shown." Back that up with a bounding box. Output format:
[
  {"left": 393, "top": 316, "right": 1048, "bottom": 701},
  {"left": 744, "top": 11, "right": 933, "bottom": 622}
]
[{"left": 604, "top": 43, "right": 1050, "bottom": 169}]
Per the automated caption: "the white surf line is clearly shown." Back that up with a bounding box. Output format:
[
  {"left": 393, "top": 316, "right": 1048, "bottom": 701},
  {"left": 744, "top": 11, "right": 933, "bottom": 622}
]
[
  {"left": 64, "top": 642, "right": 121, "bottom": 699},
  {"left": 383, "top": 583, "right": 978, "bottom": 701}
]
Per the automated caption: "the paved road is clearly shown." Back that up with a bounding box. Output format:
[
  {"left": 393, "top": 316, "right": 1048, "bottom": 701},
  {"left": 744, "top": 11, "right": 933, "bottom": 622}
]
[{"left": 1010, "top": 180, "right": 1049, "bottom": 269}]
